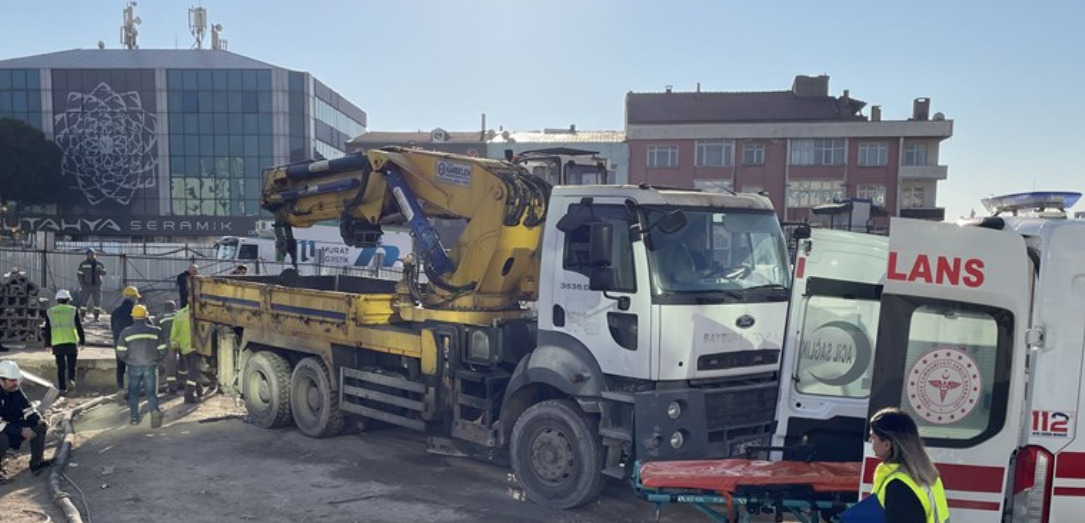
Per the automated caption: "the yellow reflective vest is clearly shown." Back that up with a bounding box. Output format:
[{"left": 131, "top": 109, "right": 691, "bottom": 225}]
[
  {"left": 170, "top": 306, "right": 194, "bottom": 355},
  {"left": 873, "top": 462, "right": 949, "bottom": 523},
  {"left": 47, "top": 304, "right": 80, "bottom": 346}
]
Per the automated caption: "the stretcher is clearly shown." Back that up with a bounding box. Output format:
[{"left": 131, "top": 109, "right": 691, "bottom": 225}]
[{"left": 634, "top": 459, "right": 862, "bottom": 523}]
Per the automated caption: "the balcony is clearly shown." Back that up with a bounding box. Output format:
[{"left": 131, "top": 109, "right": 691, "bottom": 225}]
[{"left": 900, "top": 165, "right": 948, "bottom": 180}]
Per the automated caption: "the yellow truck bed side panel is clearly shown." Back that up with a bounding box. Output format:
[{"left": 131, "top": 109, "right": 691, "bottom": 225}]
[{"left": 193, "top": 277, "right": 418, "bottom": 358}]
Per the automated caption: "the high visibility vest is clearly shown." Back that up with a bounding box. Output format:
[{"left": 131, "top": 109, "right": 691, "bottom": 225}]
[
  {"left": 47, "top": 304, "right": 80, "bottom": 346},
  {"left": 873, "top": 462, "right": 950, "bottom": 523},
  {"left": 170, "top": 306, "right": 194, "bottom": 355}
]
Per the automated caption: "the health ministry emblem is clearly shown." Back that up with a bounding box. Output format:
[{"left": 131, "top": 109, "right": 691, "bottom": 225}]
[{"left": 53, "top": 82, "right": 158, "bottom": 205}]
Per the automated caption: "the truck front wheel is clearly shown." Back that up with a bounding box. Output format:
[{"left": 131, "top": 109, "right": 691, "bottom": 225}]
[
  {"left": 242, "top": 351, "right": 293, "bottom": 429},
  {"left": 510, "top": 399, "right": 605, "bottom": 509},
  {"left": 289, "top": 357, "right": 344, "bottom": 438}
]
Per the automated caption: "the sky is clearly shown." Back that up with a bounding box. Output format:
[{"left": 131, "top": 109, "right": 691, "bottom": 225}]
[{"left": 2, "top": 0, "right": 1082, "bottom": 221}]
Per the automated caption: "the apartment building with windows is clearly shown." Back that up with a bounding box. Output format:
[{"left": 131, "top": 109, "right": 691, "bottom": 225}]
[{"left": 625, "top": 75, "right": 952, "bottom": 223}]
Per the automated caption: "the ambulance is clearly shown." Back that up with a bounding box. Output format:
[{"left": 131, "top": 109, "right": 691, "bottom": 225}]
[{"left": 851, "top": 191, "right": 1085, "bottom": 522}]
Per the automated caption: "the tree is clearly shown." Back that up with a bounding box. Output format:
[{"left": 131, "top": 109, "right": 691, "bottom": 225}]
[{"left": 0, "top": 117, "right": 67, "bottom": 208}]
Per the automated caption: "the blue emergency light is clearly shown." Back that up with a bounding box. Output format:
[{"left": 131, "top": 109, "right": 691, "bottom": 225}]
[{"left": 981, "top": 191, "right": 1082, "bottom": 216}]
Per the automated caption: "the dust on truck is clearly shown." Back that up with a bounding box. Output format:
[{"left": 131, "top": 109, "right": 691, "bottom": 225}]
[{"left": 189, "top": 147, "right": 792, "bottom": 507}]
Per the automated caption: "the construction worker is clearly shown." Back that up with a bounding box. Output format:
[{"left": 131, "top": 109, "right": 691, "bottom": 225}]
[
  {"left": 116, "top": 305, "right": 166, "bottom": 427},
  {"left": 156, "top": 301, "right": 180, "bottom": 395},
  {"left": 43, "top": 289, "right": 86, "bottom": 396},
  {"left": 176, "top": 263, "right": 197, "bottom": 308},
  {"left": 76, "top": 248, "right": 107, "bottom": 321},
  {"left": 170, "top": 304, "right": 202, "bottom": 404},
  {"left": 0, "top": 360, "right": 53, "bottom": 482},
  {"left": 110, "top": 286, "right": 141, "bottom": 398}
]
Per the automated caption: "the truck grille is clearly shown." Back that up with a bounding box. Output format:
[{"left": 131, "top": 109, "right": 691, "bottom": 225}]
[
  {"left": 704, "top": 383, "right": 778, "bottom": 430},
  {"left": 697, "top": 349, "right": 779, "bottom": 371}
]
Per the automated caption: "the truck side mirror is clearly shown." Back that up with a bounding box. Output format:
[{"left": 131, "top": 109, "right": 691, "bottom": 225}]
[{"left": 588, "top": 221, "right": 613, "bottom": 267}]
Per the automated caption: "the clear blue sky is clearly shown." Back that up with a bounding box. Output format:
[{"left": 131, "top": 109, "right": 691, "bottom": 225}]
[{"left": 2, "top": 0, "right": 1082, "bottom": 220}]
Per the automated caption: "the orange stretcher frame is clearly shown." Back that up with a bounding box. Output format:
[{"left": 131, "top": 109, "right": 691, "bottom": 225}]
[{"left": 640, "top": 458, "right": 863, "bottom": 494}]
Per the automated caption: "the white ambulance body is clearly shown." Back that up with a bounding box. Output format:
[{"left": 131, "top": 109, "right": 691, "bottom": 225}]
[{"left": 856, "top": 192, "right": 1085, "bottom": 523}]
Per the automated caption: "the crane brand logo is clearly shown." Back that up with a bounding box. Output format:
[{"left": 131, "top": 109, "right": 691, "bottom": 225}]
[
  {"left": 436, "top": 161, "right": 472, "bottom": 187},
  {"left": 906, "top": 347, "right": 982, "bottom": 425}
]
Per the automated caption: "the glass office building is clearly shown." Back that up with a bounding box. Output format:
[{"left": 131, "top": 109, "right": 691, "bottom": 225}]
[{"left": 0, "top": 49, "right": 366, "bottom": 237}]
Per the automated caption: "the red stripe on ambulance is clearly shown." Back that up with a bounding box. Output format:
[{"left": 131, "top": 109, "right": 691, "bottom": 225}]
[
  {"left": 1055, "top": 451, "right": 1085, "bottom": 479},
  {"left": 863, "top": 457, "right": 1004, "bottom": 493}
]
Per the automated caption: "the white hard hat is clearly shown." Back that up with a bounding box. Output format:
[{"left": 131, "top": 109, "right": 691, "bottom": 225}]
[
  {"left": 56, "top": 289, "right": 72, "bottom": 300},
  {"left": 0, "top": 360, "right": 22, "bottom": 381}
]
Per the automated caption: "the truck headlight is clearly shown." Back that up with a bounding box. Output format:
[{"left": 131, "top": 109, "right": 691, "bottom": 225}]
[
  {"left": 670, "top": 431, "right": 685, "bottom": 449},
  {"left": 667, "top": 401, "right": 682, "bottom": 420},
  {"left": 467, "top": 330, "right": 493, "bottom": 363}
]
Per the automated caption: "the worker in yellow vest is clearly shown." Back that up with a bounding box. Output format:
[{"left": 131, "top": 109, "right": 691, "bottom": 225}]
[
  {"left": 869, "top": 407, "right": 950, "bottom": 523},
  {"left": 169, "top": 305, "right": 202, "bottom": 404},
  {"left": 43, "top": 289, "right": 86, "bottom": 395}
]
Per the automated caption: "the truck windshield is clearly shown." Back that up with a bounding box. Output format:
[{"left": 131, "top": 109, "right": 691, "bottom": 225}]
[
  {"left": 644, "top": 208, "right": 790, "bottom": 301},
  {"left": 215, "top": 238, "right": 238, "bottom": 260}
]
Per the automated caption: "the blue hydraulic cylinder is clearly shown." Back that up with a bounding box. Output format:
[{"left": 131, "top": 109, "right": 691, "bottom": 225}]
[{"left": 383, "top": 165, "right": 456, "bottom": 276}]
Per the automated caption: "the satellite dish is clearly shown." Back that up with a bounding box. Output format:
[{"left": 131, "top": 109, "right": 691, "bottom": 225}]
[
  {"left": 933, "top": 112, "right": 945, "bottom": 121},
  {"left": 134, "top": 16, "right": 142, "bottom": 24},
  {"left": 97, "top": 40, "right": 106, "bottom": 49}
]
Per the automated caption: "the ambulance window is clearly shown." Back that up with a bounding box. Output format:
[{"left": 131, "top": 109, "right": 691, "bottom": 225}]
[
  {"left": 238, "top": 244, "right": 259, "bottom": 260},
  {"left": 794, "top": 294, "right": 879, "bottom": 398},
  {"left": 870, "top": 296, "right": 1013, "bottom": 448}
]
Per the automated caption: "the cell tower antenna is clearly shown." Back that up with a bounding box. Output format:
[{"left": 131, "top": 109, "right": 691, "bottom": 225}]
[
  {"left": 120, "top": 1, "right": 141, "bottom": 50},
  {"left": 189, "top": 6, "right": 208, "bottom": 49}
]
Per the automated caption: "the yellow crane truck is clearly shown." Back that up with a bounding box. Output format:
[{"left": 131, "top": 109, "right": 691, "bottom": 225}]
[{"left": 189, "top": 147, "right": 793, "bottom": 508}]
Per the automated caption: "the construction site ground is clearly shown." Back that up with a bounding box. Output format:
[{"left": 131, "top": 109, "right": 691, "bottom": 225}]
[{"left": 1, "top": 317, "right": 798, "bottom": 523}]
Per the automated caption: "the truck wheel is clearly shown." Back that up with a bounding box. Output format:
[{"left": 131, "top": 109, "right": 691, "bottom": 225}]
[
  {"left": 510, "top": 399, "right": 605, "bottom": 509},
  {"left": 290, "top": 357, "right": 344, "bottom": 438},
  {"left": 242, "top": 351, "right": 293, "bottom": 429}
]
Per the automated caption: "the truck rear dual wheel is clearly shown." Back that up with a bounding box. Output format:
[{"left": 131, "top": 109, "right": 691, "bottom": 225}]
[
  {"left": 510, "top": 399, "right": 605, "bottom": 509},
  {"left": 289, "top": 357, "right": 344, "bottom": 438},
  {"left": 242, "top": 351, "right": 293, "bottom": 429}
]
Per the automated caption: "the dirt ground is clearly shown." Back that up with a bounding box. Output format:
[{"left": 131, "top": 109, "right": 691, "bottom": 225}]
[{"left": 1, "top": 392, "right": 722, "bottom": 523}]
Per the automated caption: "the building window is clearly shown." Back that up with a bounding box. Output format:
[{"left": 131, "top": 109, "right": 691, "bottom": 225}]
[
  {"left": 742, "top": 144, "right": 764, "bottom": 166},
  {"left": 856, "top": 184, "right": 887, "bottom": 206},
  {"left": 693, "top": 179, "right": 733, "bottom": 193},
  {"left": 695, "top": 140, "right": 732, "bottom": 167},
  {"left": 790, "top": 139, "right": 845, "bottom": 166},
  {"left": 903, "top": 144, "right": 928, "bottom": 166},
  {"left": 858, "top": 143, "right": 888, "bottom": 166},
  {"left": 901, "top": 186, "right": 926, "bottom": 208},
  {"left": 786, "top": 179, "right": 844, "bottom": 208},
  {"left": 647, "top": 145, "right": 678, "bottom": 168}
]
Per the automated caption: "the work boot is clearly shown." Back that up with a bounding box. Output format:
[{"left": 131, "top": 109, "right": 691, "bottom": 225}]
[
  {"left": 30, "top": 459, "right": 55, "bottom": 476},
  {"left": 151, "top": 411, "right": 163, "bottom": 429}
]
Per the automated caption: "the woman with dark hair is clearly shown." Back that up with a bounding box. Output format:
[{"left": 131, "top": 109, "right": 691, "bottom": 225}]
[{"left": 869, "top": 407, "right": 950, "bottom": 523}]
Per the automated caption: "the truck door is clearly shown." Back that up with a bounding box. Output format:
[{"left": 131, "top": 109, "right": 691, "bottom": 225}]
[
  {"left": 862, "top": 218, "right": 1030, "bottom": 521},
  {"left": 774, "top": 229, "right": 887, "bottom": 462},
  {"left": 543, "top": 200, "right": 653, "bottom": 380}
]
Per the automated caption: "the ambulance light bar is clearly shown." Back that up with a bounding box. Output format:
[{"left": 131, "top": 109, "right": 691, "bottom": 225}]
[{"left": 981, "top": 191, "right": 1082, "bottom": 216}]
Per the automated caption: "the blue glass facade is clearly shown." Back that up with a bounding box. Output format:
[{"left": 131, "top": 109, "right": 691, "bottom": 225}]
[
  {"left": 0, "top": 51, "right": 367, "bottom": 236},
  {"left": 0, "top": 69, "right": 42, "bottom": 130},
  {"left": 166, "top": 69, "right": 274, "bottom": 216}
]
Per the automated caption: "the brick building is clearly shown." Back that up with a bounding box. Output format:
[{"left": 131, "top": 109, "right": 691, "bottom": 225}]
[{"left": 625, "top": 75, "right": 952, "bottom": 223}]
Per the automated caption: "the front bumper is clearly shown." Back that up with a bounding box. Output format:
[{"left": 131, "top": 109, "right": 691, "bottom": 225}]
[{"left": 633, "top": 380, "right": 778, "bottom": 461}]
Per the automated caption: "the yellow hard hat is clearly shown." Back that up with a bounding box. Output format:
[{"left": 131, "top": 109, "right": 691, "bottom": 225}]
[
  {"left": 122, "top": 286, "right": 141, "bottom": 298},
  {"left": 132, "top": 304, "right": 149, "bottom": 319}
]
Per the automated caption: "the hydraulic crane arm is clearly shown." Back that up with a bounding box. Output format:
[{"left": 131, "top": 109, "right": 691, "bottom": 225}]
[{"left": 261, "top": 147, "right": 551, "bottom": 310}]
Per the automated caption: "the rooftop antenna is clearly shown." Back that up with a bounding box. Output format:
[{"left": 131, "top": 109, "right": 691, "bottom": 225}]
[
  {"left": 211, "top": 23, "right": 227, "bottom": 50},
  {"left": 120, "top": 1, "right": 141, "bottom": 50},
  {"left": 189, "top": 6, "right": 207, "bottom": 49}
]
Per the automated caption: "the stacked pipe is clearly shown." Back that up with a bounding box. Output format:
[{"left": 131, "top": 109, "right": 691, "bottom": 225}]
[{"left": 0, "top": 270, "right": 46, "bottom": 343}]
